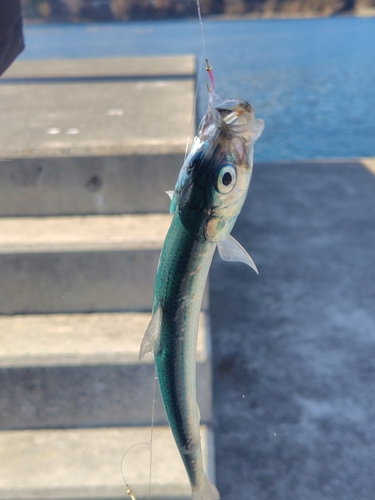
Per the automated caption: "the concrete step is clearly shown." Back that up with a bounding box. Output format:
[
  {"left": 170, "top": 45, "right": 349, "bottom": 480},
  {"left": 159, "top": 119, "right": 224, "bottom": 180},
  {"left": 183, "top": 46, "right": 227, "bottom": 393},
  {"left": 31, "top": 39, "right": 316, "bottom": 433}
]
[
  {"left": 0, "top": 214, "right": 170, "bottom": 314},
  {"left": 0, "top": 425, "right": 216, "bottom": 500},
  {"left": 0, "top": 56, "right": 195, "bottom": 216},
  {"left": 0, "top": 154, "right": 181, "bottom": 216},
  {"left": 0, "top": 80, "right": 194, "bottom": 158},
  {"left": 0, "top": 312, "right": 212, "bottom": 429},
  {"left": 0, "top": 56, "right": 195, "bottom": 159}
]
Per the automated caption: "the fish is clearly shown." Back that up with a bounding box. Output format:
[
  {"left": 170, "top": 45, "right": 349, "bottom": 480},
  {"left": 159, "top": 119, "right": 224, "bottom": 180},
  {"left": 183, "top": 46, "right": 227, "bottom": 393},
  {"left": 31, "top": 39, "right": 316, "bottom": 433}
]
[{"left": 139, "top": 88, "right": 264, "bottom": 500}]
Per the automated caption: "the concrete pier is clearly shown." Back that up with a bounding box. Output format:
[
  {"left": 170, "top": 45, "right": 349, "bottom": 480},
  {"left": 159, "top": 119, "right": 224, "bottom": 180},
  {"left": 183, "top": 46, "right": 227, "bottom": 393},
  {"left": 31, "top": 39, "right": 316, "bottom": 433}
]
[{"left": 1, "top": 55, "right": 375, "bottom": 500}]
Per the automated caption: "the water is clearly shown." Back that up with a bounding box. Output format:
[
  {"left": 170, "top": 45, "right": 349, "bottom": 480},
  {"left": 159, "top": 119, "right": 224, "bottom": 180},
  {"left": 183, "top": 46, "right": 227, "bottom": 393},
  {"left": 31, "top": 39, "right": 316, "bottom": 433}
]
[{"left": 21, "top": 17, "right": 375, "bottom": 161}]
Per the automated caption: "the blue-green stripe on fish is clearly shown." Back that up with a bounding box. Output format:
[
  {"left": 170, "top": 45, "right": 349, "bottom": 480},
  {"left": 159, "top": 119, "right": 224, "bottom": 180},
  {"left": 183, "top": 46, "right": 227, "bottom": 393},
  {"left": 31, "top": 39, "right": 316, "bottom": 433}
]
[{"left": 140, "top": 89, "right": 264, "bottom": 500}]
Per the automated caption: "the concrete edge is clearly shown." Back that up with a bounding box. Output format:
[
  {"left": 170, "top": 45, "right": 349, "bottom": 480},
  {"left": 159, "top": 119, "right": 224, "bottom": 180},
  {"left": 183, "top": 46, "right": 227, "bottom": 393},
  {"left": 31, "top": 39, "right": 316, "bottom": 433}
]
[
  {"left": 2, "top": 55, "right": 196, "bottom": 80},
  {"left": 0, "top": 426, "right": 215, "bottom": 499},
  {"left": 0, "top": 312, "right": 210, "bottom": 368}
]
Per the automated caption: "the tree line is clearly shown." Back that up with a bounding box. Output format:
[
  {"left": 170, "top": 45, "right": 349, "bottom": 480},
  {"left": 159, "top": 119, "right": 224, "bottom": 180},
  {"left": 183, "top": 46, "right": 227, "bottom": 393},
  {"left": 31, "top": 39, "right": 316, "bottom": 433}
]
[{"left": 22, "top": 0, "right": 363, "bottom": 22}]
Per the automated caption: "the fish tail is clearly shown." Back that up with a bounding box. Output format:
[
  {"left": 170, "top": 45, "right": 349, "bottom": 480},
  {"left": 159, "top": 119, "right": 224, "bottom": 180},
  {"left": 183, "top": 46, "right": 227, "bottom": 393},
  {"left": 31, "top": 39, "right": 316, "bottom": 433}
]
[{"left": 192, "top": 475, "right": 220, "bottom": 500}]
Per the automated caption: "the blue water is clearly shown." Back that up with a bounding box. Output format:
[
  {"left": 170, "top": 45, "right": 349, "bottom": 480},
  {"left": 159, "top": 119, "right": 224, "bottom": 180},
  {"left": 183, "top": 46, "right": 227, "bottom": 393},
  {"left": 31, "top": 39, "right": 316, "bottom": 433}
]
[{"left": 21, "top": 17, "right": 375, "bottom": 161}]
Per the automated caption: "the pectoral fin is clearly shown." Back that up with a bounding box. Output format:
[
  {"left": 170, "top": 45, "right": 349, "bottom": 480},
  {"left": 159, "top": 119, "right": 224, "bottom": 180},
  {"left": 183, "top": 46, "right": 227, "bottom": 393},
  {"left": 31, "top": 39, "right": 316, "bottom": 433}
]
[
  {"left": 217, "top": 234, "right": 259, "bottom": 274},
  {"left": 165, "top": 190, "right": 174, "bottom": 200},
  {"left": 139, "top": 305, "right": 162, "bottom": 360}
]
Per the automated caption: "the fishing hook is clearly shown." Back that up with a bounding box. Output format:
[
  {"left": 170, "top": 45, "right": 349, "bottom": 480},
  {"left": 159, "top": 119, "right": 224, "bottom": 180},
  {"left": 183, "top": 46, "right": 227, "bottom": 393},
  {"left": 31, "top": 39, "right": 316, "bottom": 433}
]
[{"left": 205, "top": 58, "right": 215, "bottom": 91}]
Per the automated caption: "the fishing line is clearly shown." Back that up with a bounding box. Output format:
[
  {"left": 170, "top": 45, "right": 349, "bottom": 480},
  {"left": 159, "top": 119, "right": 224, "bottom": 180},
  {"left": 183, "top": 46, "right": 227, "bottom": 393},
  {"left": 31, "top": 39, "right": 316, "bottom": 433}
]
[
  {"left": 196, "top": 0, "right": 215, "bottom": 91},
  {"left": 184, "top": 57, "right": 203, "bottom": 161},
  {"left": 120, "top": 369, "right": 157, "bottom": 500},
  {"left": 120, "top": 442, "right": 150, "bottom": 500},
  {"left": 184, "top": 0, "right": 213, "bottom": 161},
  {"left": 196, "top": 0, "right": 208, "bottom": 63}
]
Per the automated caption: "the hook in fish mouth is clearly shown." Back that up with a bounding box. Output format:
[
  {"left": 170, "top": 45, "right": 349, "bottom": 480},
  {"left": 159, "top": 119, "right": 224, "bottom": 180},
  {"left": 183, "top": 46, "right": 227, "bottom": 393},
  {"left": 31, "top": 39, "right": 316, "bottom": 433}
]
[
  {"left": 209, "top": 93, "right": 264, "bottom": 147},
  {"left": 212, "top": 91, "right": 252, "bottom": 109},
  {"left": 209, "top": 91, "right": 255, "bottom": 133},
  {"left": 216, "top": 101, "right": 253, "bottom": 115}
]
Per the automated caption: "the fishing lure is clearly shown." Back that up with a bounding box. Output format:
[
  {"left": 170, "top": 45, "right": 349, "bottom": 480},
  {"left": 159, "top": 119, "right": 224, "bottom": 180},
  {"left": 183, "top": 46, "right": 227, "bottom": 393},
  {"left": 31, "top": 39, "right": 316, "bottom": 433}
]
[{"left": 140, "top": 80, "right": 264, "bottom": 500}]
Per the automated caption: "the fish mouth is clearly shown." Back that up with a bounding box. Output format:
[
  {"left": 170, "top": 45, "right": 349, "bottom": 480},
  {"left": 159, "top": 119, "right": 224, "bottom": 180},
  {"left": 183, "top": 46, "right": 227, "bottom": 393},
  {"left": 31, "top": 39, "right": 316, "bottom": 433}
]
[
  {"left": 197, "top": 90, "right": 264, "bottom": 149},
  {"left": 213, "top": 95, "right": 254, "bottom": 126}
]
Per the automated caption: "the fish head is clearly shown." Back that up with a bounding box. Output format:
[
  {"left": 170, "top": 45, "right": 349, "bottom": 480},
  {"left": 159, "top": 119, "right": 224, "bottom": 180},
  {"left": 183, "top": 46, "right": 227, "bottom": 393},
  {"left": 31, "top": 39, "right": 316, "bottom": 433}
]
[{"left": 171, "top": 91, "right": 264, "bottom": 243}]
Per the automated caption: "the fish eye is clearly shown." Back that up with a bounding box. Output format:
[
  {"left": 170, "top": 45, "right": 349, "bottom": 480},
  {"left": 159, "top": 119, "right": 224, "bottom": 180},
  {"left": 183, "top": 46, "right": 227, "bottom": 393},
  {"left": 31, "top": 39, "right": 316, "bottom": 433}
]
[{"left": 216, "top": 165, "right": 237, "bottom": 194}]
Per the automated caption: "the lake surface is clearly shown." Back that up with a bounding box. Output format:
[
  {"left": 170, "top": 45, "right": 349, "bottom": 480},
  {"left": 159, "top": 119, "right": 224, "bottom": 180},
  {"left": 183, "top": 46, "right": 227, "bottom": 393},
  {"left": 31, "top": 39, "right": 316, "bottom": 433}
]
[{"left": 21, "top": 17, "right": 375, "bottom": 161}]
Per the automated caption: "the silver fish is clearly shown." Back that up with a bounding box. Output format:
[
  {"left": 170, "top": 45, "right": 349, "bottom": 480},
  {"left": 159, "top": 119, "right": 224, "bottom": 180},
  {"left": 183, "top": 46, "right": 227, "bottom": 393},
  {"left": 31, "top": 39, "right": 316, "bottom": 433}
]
[{"left": 140, "top": 89, "right": 264, "bottom": 500}]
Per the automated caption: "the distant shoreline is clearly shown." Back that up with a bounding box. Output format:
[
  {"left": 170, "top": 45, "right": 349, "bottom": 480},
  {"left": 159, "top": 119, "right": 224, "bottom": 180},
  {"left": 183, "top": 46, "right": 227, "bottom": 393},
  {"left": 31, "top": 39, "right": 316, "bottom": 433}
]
[{"left": 23, "top": 10, "right": 375, "bottom": 26}]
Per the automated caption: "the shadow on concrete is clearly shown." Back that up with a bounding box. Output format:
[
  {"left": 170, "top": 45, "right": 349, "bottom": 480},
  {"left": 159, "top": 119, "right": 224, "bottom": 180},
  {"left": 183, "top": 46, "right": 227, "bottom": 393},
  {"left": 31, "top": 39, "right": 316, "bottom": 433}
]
[{"left": 210, "top": 161, "right": 375, "bottom": 500}]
